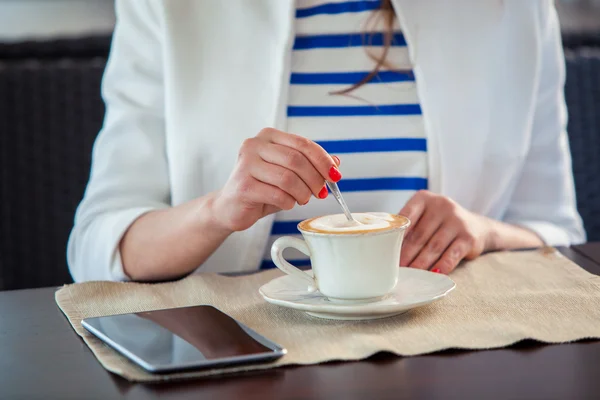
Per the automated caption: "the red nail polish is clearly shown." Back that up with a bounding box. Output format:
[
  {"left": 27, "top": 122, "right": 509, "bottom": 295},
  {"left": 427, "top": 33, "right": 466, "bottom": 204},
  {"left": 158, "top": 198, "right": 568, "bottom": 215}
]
[
  {"left": 431, "top": 268, "right": 441, "bottom": 274},
  {"left": 318, "top": 185, "right": 328, "bottom": 199},
  {"left": 329, "top": 166, "right": 342, "bottom": 182},
  {"left": 332, "top": 156, "right": 341, "bottom": 166}
]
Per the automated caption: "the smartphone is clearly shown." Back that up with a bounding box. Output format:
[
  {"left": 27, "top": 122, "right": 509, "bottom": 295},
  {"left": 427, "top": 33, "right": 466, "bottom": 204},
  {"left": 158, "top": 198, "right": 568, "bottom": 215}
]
[{"left": 81, "top": 305, "right": 286, "bottom": 373}]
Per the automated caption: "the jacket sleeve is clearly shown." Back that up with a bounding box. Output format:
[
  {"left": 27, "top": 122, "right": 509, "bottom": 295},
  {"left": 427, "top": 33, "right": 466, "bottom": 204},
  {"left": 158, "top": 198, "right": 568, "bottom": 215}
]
[
  {"left": 67, "top": 0, "right": 170, "bottom": 282},
  {"left": 502, "top": 2, "right": 585, "bottom": 246}
]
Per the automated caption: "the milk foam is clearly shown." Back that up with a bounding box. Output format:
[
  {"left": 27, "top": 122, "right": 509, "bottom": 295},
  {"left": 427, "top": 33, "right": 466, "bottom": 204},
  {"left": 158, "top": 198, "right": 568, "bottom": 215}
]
[{"left": 307, "top": 212, "right": 394, "bottom": 233}]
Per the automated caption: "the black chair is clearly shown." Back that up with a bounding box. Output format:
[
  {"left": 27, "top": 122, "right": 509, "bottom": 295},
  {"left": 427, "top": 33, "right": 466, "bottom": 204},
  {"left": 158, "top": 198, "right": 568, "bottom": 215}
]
[
  {"left": 0, "top": 36, "right": 110, "bottom": 290},
  {"left": 564, "top": 46, "right": 600, "bottom": 242}
]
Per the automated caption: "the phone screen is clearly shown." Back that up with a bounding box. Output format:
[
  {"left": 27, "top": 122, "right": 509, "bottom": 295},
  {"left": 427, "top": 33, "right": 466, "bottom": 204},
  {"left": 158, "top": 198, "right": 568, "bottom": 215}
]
[{"left": 82, "top": 305, "right": 284, "bottom": 372}]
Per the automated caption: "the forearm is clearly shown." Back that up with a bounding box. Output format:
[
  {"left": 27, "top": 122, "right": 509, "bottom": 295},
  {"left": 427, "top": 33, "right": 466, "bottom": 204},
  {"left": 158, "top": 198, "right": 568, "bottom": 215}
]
[
  {"left": 485, "top": 218, "right": 545, "bottom": 253},
  {"left": 120, "top": 192, "right": 232, "bottom": 281}
]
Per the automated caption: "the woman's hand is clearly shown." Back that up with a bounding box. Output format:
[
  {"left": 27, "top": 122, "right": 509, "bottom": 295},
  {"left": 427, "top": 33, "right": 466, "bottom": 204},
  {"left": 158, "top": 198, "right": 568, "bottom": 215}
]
[
  {"left": 120, "top": 127, "right": 341, "bottom": 281},
  {"left": 211, "top": 128, "right": 341, "bottom": 232},
  {"left": 398, "top": 191, "right": 543, "bottom": 274}
]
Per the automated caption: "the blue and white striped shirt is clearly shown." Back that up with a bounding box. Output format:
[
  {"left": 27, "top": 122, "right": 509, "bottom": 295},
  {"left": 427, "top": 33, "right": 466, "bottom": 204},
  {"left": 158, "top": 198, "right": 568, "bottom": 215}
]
[{"left": 260, "top": 0, "right": 428, "bottom": 269}]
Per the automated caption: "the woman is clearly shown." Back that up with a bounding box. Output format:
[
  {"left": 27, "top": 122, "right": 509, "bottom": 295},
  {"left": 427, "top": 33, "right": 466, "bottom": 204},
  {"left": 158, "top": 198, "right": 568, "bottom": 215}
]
[{"left": 68, "top": 0, "right": 585, "bottom": 282}]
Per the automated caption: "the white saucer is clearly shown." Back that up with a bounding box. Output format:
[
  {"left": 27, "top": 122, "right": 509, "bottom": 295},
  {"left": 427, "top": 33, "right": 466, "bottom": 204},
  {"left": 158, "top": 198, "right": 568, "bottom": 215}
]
[{"left": 259, "top": 268, "right": 456, "bottom": 320}]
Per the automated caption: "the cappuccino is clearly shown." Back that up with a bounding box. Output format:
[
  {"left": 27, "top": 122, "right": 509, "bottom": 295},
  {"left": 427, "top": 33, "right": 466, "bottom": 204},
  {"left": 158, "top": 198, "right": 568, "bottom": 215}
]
[
  {"left": 271, "top": 211, "right": 411, "bottom": 303},
  {"left": 299, "top": 212, "right": 409, "bottom": 235}
]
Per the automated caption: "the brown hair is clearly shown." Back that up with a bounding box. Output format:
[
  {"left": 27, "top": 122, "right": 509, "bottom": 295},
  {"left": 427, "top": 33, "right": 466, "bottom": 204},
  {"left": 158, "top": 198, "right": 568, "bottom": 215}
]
[{"left": 331, "top": 0, "right": 400, "bottom": 96}]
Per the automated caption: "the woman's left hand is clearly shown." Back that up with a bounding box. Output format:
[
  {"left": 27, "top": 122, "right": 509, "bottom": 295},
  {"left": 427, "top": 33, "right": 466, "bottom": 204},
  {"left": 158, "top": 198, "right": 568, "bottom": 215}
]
[{"left": 398, "top": 190, "right": 493, "bottom": 274}]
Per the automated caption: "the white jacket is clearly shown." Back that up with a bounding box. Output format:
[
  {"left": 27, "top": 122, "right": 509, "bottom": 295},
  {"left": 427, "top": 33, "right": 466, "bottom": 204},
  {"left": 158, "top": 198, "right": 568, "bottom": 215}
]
[{"left": 68, "top": 0, "right": 586, "bottom": 282}]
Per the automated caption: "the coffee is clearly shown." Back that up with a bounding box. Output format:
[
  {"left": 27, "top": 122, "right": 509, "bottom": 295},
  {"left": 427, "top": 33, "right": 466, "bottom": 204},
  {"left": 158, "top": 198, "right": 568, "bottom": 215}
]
[{"left": 299, "top": 212, "right": 409, "bottom": 235}]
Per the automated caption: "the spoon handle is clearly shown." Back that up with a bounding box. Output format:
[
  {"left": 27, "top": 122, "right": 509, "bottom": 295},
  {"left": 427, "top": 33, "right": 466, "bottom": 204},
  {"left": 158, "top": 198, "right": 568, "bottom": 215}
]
[{"left": 326, "top": 181, "right": 355, "bottom": 222}]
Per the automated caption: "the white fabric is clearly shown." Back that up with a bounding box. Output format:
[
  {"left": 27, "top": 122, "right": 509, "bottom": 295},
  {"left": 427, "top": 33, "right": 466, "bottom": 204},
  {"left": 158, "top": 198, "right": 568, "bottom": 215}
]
[
  {"left": 68, "top": 0, "right": 586, "bottom": 282},
  {"left": 263, "top": 0, "right": 428, "bottom": 267}
]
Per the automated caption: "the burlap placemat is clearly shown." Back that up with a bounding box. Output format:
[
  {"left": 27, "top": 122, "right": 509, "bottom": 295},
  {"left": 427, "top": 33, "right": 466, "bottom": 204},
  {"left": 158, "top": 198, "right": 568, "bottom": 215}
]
[{"left": 55, "top": 248, "right": 600, "bottom": 382}]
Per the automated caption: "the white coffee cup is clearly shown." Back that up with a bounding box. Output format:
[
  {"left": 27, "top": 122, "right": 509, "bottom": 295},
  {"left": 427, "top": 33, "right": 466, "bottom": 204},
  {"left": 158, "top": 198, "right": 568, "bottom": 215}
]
[{"left": 270, "top": 212, "right": 410, "bottom": 303}]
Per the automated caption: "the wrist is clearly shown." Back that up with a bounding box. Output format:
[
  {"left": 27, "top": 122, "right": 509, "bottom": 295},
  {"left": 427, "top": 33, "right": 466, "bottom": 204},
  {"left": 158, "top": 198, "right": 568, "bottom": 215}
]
[
  {"left": 482, "top": 216, "right": 501, "bottom": 253},
  {"left": 194, "top": 191, "right": 234, "bottom": 239},
  {"left": 481, "top": 217, "right": 544, "bottom": 253}
]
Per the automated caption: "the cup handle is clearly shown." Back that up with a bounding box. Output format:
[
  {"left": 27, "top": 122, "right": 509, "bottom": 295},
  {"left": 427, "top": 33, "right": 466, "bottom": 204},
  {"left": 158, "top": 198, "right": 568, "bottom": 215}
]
[{"left": 271, "top": 236, "right": 317, "bottom": 292}]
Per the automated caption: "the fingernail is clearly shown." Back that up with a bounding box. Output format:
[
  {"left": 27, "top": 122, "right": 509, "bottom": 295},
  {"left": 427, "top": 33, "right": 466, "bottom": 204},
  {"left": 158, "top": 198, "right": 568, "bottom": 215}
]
[
  {"left": 318, "top": 185, "right": 328, "bottom": 199},
  {"left": 431, "top": 268, "right": 442, "bottom": 274},
  {"left": 329, "top": 166, "right": 342, "bottom": 182},
  {"left": 332, "top": 156, "right": 341, "bottom": 166}
]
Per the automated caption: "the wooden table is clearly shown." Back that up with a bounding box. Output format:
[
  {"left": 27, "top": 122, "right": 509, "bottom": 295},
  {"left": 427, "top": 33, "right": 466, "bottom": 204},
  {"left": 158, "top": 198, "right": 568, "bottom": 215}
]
[
  {"left": 2, "top": 245, "right": 600, "bottom": 400},
  {"left": 573, "top": 242, "right": 600, "bottom": 265}
]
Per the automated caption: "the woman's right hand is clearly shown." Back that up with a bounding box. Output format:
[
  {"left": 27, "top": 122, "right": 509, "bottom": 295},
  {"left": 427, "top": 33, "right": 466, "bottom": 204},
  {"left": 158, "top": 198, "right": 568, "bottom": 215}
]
[{"left": 211, "top": 128, "right": 341, "bottom": 233}]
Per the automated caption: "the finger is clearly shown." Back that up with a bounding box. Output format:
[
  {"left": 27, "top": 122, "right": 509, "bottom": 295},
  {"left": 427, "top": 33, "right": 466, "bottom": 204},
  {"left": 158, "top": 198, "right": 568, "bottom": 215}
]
[
  {"left": 400, "top": 206, "right": 445, "bottom": 266},
  {"left": 408, "top": 223, "right": 458, "bottom": 270},
  {"left": 332, "top": 155, "right": 341, "bottom": 166},
  {"left": 430, "top": 238, "right": 472, "bottom": 274},
  {"left": 257, "top": 128, "right": 340, "bottom": 183},
  {"left": 262, "top": 205, "right": 282, "bottom": 217},
  {"left": 241, "top": 179, "right": 297, "bottom": 211},
  {"left": 398, "top": 191, "right": 429, "bottom": 233},
  {"left": 257, "top": 143, "right": 324, "bottom": 197},
  {"left": 250, "top": 160, "right": 313, "bottom": 205}
]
